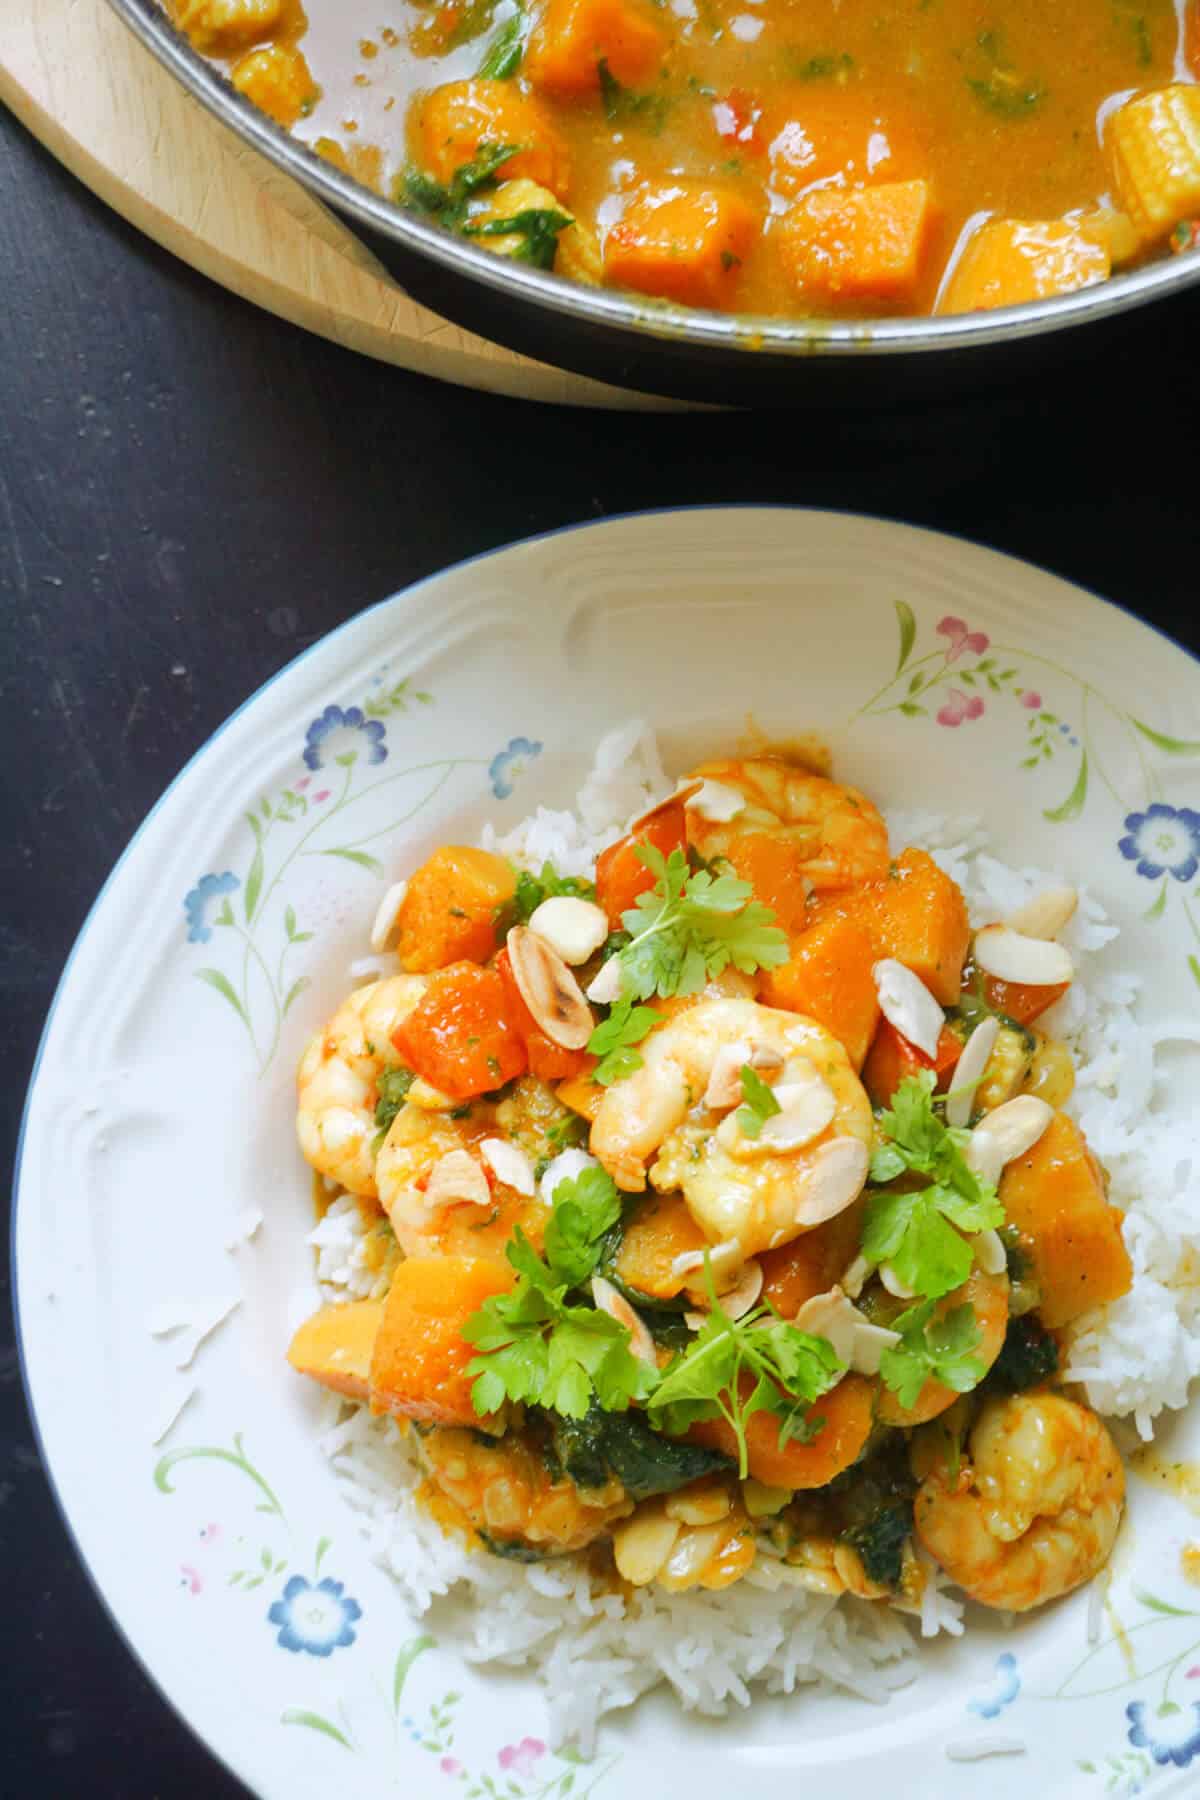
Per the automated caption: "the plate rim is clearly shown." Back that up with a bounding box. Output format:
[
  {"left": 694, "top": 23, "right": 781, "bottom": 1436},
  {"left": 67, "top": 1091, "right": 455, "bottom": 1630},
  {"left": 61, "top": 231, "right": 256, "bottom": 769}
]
[{"left": 13, "top": 501, "right": 1200, "bottom": 1797}]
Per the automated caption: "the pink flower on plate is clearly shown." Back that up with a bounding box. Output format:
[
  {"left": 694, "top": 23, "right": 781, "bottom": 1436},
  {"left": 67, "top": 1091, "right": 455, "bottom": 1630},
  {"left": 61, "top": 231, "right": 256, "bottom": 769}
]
[
  {"left": 937, "top": 689, "right": 985, "bottom": 728},
  {"left": 1187, "top": 1667, "right": 1200, "bottom": 1680},
  {"left": 937, "top": 615, "right": 990, "bottom": 664},
  {"left": 314, "top": 789, "right": 331, "bottom": 804},
  {"left": 296, "top": 776, "right": 311, "bottom": 790},
  {"left": 1020, "top": 690, "right": 1043, "bottom": 709},
  {"left": 199, "top": 1522, "right": 221, "bottom": 1544},
  {"left": 180, "top": 1565, "right": 203, "bottom": 1594},
  {"left": 440, "top": 1757, "right": 463, "bottom": 1777},
  {"left": 498, "top": 1738, "right": 546, "bottom": 1780}
]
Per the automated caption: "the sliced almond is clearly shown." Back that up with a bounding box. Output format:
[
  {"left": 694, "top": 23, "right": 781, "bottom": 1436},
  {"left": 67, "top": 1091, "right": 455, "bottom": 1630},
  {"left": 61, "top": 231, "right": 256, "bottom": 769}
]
[
  {"left": 671, "top": 1239, "right": 742, "bottom": 1281},
  {"left": 685, "top": 779, "right": 746, "bottom": 823},
  {"left": 704, "top": 1040, "right": 784, "bottom": 1111},
  {"left": 538, "top": 1146, "right": 599, "bottom": 1202},
  {"left": 757, "top": 1074, "right": 837, "bottom": 1151},
  {"left": 969, "top": 1227, "right": 1008, "bottom": 1276},
  {"left": 612, "top": 1504, "right": 681, "bottom": 1585},
  {"left": 944, "top": 1016, "right": 1001, "bottom": 1129},
  {"left": 528, "top": 896, "right": 610, "bottom": 966},
  {"left": 370, "top": 880, "right": 408, "bottom": 953},
  {"left": 1003, "top": 885, "right": 1078, "bottom": 941},
  {"left": 686, "top": 1257, "right": 763, "bottom": 1319},
  {"left": 506, "top": 924, "right": 594, "bottom": 1050},
  {"left": 591, "top": 1275, "right": 657, "bottom": 1365},
  {"left": 585, "top": 957, "right": 625, "bottom": 1006},
  {"left": 793, "top": 1285, "right": 902, "bottom": 1375},
  {"left": 424, "top": 1149, "right": 491, "bottom": 1210},
  {"left": 479, "top": 1137, "right": 536, "bottom": 1197},
  {"left": 966, "top": 1094, "right": 1054, "bottom": 1186},
  {"left": 973, "top": 924, "right": 1074, "bottom": 987},
  {"left": 842, "top": 1254, "right": 869, "bottom": 1300},
  {"left": 629, "top": 781, "right": 702, "bottom": 834},
  {"left": 792, "top": 1136, "right": 870, "bottom": 1229},
  {"left": 873, "top": 958, "right": 945, "bottom": 1061}
]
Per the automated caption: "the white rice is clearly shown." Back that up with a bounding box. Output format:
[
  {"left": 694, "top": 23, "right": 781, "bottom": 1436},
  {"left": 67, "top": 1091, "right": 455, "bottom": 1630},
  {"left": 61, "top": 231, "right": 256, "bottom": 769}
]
[{"left": 306, "top": 723, "right": 1199, "bottom": 1748}]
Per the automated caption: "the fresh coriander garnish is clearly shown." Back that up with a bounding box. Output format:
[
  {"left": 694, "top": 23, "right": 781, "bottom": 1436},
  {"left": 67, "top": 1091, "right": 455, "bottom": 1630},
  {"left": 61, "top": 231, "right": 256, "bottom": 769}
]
[
  {"left": 617, "top": 845, "right": 788, "bottom": 1002},
  {"left": 878, "top": 1300, "right": 985, "bottom": 1411},
  {"left": 588, "top": 995, "right": 660, "bottom": 1086},
  {"left": 863, "top": 1072, "right": 1005, "bottom": 1299},
  {"left": 736, "top": 1064, "right": 781, "bottom": 1139},
  {"left": 647, "top": 1267, "right": 843, "bottom": 1477},
  {"left": 401, "top": 141, "right": 519, "bottom": 231},
  {"left": 477, "top": 8, "right": 524, "bottom": 77},
  {"left": 463, "top": 1165, "right": 654, "bottom": 1418},
  {"left": 501, "top": 861, "right": 597, "bottom": 931},
  {"left": 373, "top": 1065, "right": 416, "bottom": 1140},
  {"left": 464, "top": 207, "right": 573, "bottom": 269}
]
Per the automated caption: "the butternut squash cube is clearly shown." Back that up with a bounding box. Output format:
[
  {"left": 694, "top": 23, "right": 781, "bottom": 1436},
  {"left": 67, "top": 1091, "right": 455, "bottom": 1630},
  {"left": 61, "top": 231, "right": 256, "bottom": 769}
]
[
  {"left": 369, "top": 1255, "right": 515, "bottom": 1426},
  {"left": 939, "top": 218, "right": 1108, "bottom": 314},
  {"left": 525, "top": 0, "right": 667, "bottom": 100},
  {"left": 605, "top": 180, "right": 757, "bottom": 310},
  {"left": 779, "top": 180, "right": 933, "bottom": 306},
  {"left": 287, "top": 1299, "right": 385, "bottom": 1401},
  {"left": 999, "top": 1112, "right": 1132, "bottom": 1329}
]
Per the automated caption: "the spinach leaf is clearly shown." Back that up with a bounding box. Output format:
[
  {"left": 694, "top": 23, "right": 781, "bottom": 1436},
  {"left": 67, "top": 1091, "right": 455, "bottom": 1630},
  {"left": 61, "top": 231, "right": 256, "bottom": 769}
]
[
  {"left": 597, "top": 57, "right": 669, "bottom": 131},
  {"left": 550, "top": 1402, "right": 732, "bottom": 1500},
  {"left": 465, "top": 208, "right": 574, "bottom": 269},
  {"left": 478, "top": 9, "right": 525, "bottom": 76}
]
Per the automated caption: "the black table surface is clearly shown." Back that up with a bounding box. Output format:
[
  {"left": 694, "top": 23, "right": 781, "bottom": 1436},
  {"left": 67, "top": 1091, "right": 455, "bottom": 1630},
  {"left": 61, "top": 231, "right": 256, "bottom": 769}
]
[{"left": 3, "top": 96, "right": 1200, "bottom": 1798}]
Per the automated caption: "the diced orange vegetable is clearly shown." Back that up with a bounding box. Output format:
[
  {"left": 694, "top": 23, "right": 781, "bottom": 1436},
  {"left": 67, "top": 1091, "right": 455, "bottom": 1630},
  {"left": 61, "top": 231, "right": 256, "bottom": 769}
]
[
  {"left": 778, "top": 180, "right": 934, "bottom": 306},
  {"left": 1189, "top": 0, "right": 1200, "bottom": 75},
  {"left": 939, "top": 218, "right": 1108, "bottom": 314},
  {"left": 763, "top": 88, "right": 923, "bottom": 200},
  {"left": 604, "top": 180, "right": 758, "bottom": 310},
  {"left": 595, "top": 797, "right": 688, "bottom": 927},
  {"left": 231, "top": 43, "right": 318, "bottom": 127},
  {"left": 759, "top": 915, "right": 880, "bottom": 1068},
  {"left": 862, "top": 1018, "right": 961, "bottom": 1109},
  {"left": 288, "top": 1300, "right": 384, "bottom": 1400},
  {"left": 396, "top": 846, "right": 517, "bottom": 973},
  {"left": 998, "top": 1112, "right": 1132, "bottom": 1329},
  {"left": 525, "top": 0, "right": 666, "bottom": 99},
  {"left": 687, "top": 1373, "right": 874, "bottom": 1488},
  {"left": 980, "top": 974, "right": 1070, "bottom": 1026},
  {"left": 392, "top": 961, "right": 527, "bottom": 1100},
  {"left": 412, "top": 80, "right": 571, "bottom": 198},
  {"left": 613, "top": 1192, "right": 711, "bottom": 1299},
  {"left": 556, "top": 1071, "right": 605, "bottom": 1121},
  {"left": 758, "top": 1200, "right": 866, "bottom": 1317},
  {"left": 718, "top": 832, "right": 817, "bottom": 934},
  {"left": 842, "top": 848, "right": 971, "bottom": 1005},
  {"left": 370, "top": 1256, "right": 515, "bottom": 1426},
  {"left": 495, "top": 946, "right": 596, "bottom": 1081}
]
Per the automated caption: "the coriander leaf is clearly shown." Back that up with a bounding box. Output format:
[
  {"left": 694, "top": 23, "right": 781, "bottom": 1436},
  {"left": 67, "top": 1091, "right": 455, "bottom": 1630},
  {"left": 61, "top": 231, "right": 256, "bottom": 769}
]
[
  {"left": 879, "top": 1301, "right": 985, "bottom": 1411},
  {"left": 504, "top": 861, "right": 597, "bottom": 930},
  {"left": 647, "top": 1276, "right": 843, "bottom": 1477},
  {"left": 477, "top": 8, "right": 524, "bottom": 76},
  {"left": 543, "top": 1165, "right": 623, "bottom": 1287},
  {"left": 587, "top": 994, "right": 659, "bottom": 1086},
  {"left": 614, "top": 846, "right": 787, "bottom": 1004},
  {"left": 863, "top": 1188, "right": 975, "bottom": 1299},
  {"left": 401, "top": 141, "right": 520, "bottom": 232},
  {"left": 374, "top": 1065, "right": 415, "bottom": 1137},
  {"left": 736, "top": 1064, "right": 781, "bottom": 1139},
  {"left": 465, "top": 206, "right": 573, "bottom": 268}
]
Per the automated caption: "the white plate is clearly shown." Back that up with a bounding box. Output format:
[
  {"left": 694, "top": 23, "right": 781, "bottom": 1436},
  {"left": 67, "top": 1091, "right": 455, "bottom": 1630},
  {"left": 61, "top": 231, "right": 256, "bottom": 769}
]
[{"left": 16, "top": 508, "right": 1200, "bottom": 1800}]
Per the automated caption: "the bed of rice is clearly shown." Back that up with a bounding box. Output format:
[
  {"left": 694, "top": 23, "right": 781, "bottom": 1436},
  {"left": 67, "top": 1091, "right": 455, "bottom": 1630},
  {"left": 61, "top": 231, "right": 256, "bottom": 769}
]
[{"left": 304, "top": 722, "right": 1200, "bottom": 1751}]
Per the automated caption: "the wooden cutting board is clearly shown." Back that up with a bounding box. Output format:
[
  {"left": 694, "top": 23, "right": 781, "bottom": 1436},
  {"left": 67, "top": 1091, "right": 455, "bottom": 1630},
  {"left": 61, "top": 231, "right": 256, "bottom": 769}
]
[{"left": 0, "top": 0, "right": 681, "bottom": 408}]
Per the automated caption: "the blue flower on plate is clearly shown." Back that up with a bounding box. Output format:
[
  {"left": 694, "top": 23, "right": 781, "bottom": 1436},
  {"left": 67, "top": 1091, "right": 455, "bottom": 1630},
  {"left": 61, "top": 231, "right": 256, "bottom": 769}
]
[
  {"left": 183, "top": 872, "right": 240, "bottom": 944},
  {"left": 967, "top": 1652, "right": 1020, "bottom": 1720},
  {"left": 1118, "top": 803, "right": 1200, "bottom": 882},
  {"left": 267, "top": 1575, "right": 362, "bottom": 1657},
  {"left": 1127, "top": 1699, "right": 1200, "bottom": 1768},
  {"left": 489, "top": 736, "right": 543, "bottom": 800},
  {"left": 303, "top": 705, "right": 387, "bottom": 773}
]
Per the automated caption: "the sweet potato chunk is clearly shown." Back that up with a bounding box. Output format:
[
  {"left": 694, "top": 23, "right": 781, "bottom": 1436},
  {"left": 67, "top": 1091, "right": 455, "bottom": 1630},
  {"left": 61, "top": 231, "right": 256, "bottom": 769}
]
[
  {"left": 596, "top": 798, "right": 688, "bottom": 927},
  {"left": 939, "top": 217, "right": 1109, "bottom": 314},
  {"left": 687, "top": 1373, "right": 874, "bottom": 1488},
  {"left": 525, "top": 0, "right": 667, "bottom": 99},
  {"left": 396, "top": 846, "right": 516, "bottom": 973},
  {"left": 412, "top": 80, "right": 571, "bottom": 198},
  {"left": 980, "top": 974, "right": 1070, "bottom": 1026},
  {"left": 614, "top": 1192, "right": 710, "bottom": 1300},
  {"left": 759, "top": 915, "right": 880, "bottom": 1068},
  {"left": 848, "top": 848, "right": 971, "bottom": 1005},
  {"left": 998, "top": 1112, "right": 1132, "bottom": 1329},
  {"left": 605, "top": 180, "right": 757, "bottom": 310},
  {"left": 370, "top": 1256, "right": 515, "bottom": 1426},
  {"left": 779, "top": 180, "right": 933, "bottom": 306},
  {"left": 392, "top": 961, "right": 528, "bottom": 1100},
  {"left": 758, "top": 1200, "right": 866, "bottom": 1318},
  {"left": 288, "top": 1299, "right": 385, "bottom": 1400}
]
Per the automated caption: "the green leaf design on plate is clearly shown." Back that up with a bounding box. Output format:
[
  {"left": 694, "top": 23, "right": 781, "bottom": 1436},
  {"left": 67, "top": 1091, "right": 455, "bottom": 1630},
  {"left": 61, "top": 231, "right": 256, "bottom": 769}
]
[
  {"left": 154, "top": 1433, "right": 285, "bottom": 1521},
  {"left": 245, "top": 840, "right": 264, "bottom": 921},
  {"left": 1130, "top": 718, "right": 1200, "bottom": 756},
  {"left": 1134, "top": 1587, "right": 1195, "bottom": 1617},
  {"left": 393, "top": 1634, "right": 436, "bottom": 1712},
  {"left": 1189, "top": 955, "right": 1200, "bottom": 990},
  {"left": 285, "top": 903, "right": 297, "bottom": 939},
  {"left": 282, "top": 976, "right": 311, "bottom": 1017},
  {"left": 1044, "top": 748, "right": 1088, "bottom": 822},
  {"left": 893, "top": 600, "right": 916, "bottom": 675},
  {"left": 281, "top": 1710, "right": 353, "bottom": 1749},
  {"left": 195, "top": 969, "right": 250, "bottom": 1025},
  {"left": 324, "top": 847, "right": 384, "bottom": 875},
  {"left": 1144, "top": 882, "right": 1168, "bottom": 920},
  {"left": 314, "top": 1535, "right": 332, "bottom": 1573}
]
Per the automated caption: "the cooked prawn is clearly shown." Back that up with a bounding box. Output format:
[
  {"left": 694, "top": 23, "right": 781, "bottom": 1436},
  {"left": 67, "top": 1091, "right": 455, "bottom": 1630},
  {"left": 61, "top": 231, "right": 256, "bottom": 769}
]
[
  {"left": 913, "top": 1393, "right": 1124, "bottom": 1611},
  {"left": 875, "top": 1266, "right": 1010, "bottom": 1428},
  {"left": 590, "top": 997, "right": 873, "bottom": 1259},
  {"left": 687, "top": 757, "right": 890, "bottom": 897},
  {"left": 375, "top": 1097, "right": 549, "bottom": 1261},
  {"left": 296, "top": 975, "right": 428, "bottom": 1197},
  {"left": 419, "top": 1425, "right": 632, "bottom": 1553}
]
